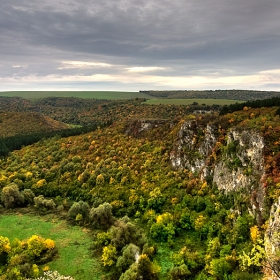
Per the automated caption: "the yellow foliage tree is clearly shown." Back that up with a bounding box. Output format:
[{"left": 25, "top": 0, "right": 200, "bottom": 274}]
[
  {"left": 250, "top": 225, "right": 261, "bottom": 243},
  {"left": 101, "top": 245, "right": 118, "bottom": 266}
]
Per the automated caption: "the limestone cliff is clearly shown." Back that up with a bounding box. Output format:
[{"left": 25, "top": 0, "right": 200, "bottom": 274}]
[
  {"left": 170, "top": 120, "right": 266, "bottom": 223},
  {"left": 170, "top": 120, "right": 217, "bottom": 178},
  {"left": 125, "top": 119, "right": 171, "bottom": 138},
  {"left": 264, "top": 198, "right": 280, "bottom": 280}
]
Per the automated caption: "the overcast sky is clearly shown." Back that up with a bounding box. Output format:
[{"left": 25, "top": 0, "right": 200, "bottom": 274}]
[{"left": 1, "top": 0, "right": 280, "bottom": 92}]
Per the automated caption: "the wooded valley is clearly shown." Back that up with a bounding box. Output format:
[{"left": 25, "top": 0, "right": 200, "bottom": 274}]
[{"left": 1, "top": 95, "right": 280, "bottom": 280}]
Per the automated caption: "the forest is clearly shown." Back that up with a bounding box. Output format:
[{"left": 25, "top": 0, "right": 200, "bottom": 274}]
[{"left": 1, "top": 95, "right": 280, "bottom": 279}]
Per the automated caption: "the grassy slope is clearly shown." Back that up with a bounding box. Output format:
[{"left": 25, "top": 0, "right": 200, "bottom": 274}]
[
  {"left": 0, "top": 91, "right": 151, "bottom": 100},
  {"left": 0, "top": 111, "right": 69, "bottom": 137},
  {"left": 0, "top": 214, "right": 102, "bottom": 280}
]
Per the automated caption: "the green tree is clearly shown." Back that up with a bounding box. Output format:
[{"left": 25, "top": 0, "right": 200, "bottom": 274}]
[{"left": 116, "top": 243, "right": 140, "bottom": 273}]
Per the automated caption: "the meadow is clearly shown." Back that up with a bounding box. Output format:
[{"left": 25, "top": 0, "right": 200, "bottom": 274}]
[
  {"left": 0, "top": 91, "right": 151, "bottom": 100},
  {"left": 144, "top": 98, "right": 245, "bottom": 105},
  {"left": 0, "top": 213, "right": 102, "bottom": 280}
]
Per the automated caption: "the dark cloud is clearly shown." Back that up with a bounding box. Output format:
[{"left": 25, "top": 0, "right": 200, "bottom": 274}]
[{"left": 1, "top": 0, "right": 280, "bottom": 90}]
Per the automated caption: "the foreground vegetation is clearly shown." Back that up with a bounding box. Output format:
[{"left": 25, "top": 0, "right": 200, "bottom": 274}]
[
  {"left": 0, "top": 213, "right": 100, "bottom": 280},
  {"left": 1, "top": 96, "right": 280, "bottom": 279}
]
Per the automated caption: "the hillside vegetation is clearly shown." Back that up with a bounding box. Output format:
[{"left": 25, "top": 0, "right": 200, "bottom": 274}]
[
  {"left": 0, "top": 111, "right": 69, "bottom": 137},
  {"left": 140, "top": 89, "right": 280, "bottom": 100},
  {"left": 1, "top": 97, "right": 280, "bottom": 279}
]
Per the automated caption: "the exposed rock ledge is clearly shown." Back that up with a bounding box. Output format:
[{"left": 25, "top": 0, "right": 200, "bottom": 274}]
[
  {"left": 170, "top": 120, "right": 266, "bottom": 221},
  {"left": 125, "top": 119, "right": 170, "bottom": 138},
  {"left": 264, "top": 197, "right": 280, "bottom": 280}
]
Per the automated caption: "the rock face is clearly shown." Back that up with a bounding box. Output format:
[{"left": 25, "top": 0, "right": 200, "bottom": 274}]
[
  {"left": 213, "top": 129, "right": 265, "bottom": 193},
  {"left": 171, "top": 121, "right": 266, "bottom": 222},
  {"left": 170, "top": 120, "right": 217, "bottom": 178},
  {"left": 265, "top": 198, "right": 280, "bottom": 279},
  {"left": 213, "top": 129, "right": 266, "bottom": 223},
  {"left": 125, "top": 119, "right": 170, "bottom": 138}
]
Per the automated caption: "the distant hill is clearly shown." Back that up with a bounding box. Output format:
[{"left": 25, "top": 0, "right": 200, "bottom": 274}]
[
  {"left": 140, "top": 89, "right": 280, "bottom": 100},
  {"left": 0, "top": 91, "right": 151, "bottom": 100},
  {"left": 0, "top": 111, "right": 69, "bottom": 137}
]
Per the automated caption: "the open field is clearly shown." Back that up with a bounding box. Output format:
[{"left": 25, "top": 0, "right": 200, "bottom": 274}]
[
  {"left": 144, "top": 98, "right": 245, "bottom": 105},
  {"left": 0, "top": 214, "right": 102, "bottom": 280},
  {"left": 0, "top": 91, "right": 151, "bottom": 100}
]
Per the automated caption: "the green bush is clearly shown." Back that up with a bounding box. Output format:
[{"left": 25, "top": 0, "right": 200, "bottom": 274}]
[
  {"left": 89, "top": 202, "right": 114, "bottom": 229},
  {"left": 116, "top": 243, "right": 140, "bottom": 273},
  {"left": 22, "top": 189, "right": 35, "bottom": 206},
  {"left": 68, "top": 200, "right": 90, "bottom": 222},
  {"left": 34, "top": 195, "right": 56, "bottom": 211},
  {"left": 1, "top": 183, "right": 24, "bottom": 208},
  {"left": 169, "top": 264, "right": 191, "bottom": 280}
]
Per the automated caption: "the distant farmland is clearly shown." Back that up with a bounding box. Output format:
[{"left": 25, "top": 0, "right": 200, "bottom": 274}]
[
  {"left": 0, "top": 91, "right": 151, "bottom": 100},
  {"left": 144, "top": 98, "right": 245, "bottom": 105}
]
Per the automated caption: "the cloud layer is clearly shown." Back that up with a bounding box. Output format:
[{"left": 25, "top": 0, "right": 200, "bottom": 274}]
[{"left": 1, "top": 0, "right": 280, "bottom": 91}]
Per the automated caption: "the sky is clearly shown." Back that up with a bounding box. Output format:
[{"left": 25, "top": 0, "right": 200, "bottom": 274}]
[{"left": 1, "top": 0, "right": 280, "bottom": 92}]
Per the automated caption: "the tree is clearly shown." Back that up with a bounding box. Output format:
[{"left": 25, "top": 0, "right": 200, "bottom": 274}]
[
  {"left": 119, "top": 263, "right": 138, "bottom": 280},
  {"left": 150, "top": 213, "right": 176, "bottom": 242},
  {"left": 109, "top": 220, "right": 146, "bottom": 250},
  {"left": 101, "top": 244, "right": 118, "bottom": 266},
  {"left": 209, "top": 258, "right": 232, "bottom": 279},
  {"left": 138, "top": 254, "right": 158, "bottom": 280},
  {"left": 116, "top": 243, "right": 140, "bottom": 273},
  {"left": 170, "top": 264, "right": 191, "bottom": 280},
  {"left": 0, "top": 236, "right": 11, "bottom": 265}
]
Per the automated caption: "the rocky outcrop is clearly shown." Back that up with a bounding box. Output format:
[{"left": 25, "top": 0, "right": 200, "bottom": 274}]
[
  {"left": 264, "top": 197, "right": 280, "bottom": 279},
  {"left": 213, "top": 129, "right": 266, "bottom": 224},
  {"left": 170, "top": 120, "right": 217, "bottom": 178},
  {"left": 171, "top": 120, "right": 266, "bottom": 222},
  {"left": 125, "top": 119, "right": 170, "bottom": 138}
]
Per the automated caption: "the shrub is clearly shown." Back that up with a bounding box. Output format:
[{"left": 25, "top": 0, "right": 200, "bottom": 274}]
[
  {"left": 0, "top": 236, "right": 11, "bottom": 265},
  {"left": 1, "top": 183, "right": 25, "bottom": 208},
  {"left": 169, "top": 264, "right": 191, "bottom": 280},
  {"left": 110, "top": 220, "right": 146, "bottom": 250},
  {"left": 22, "top": 189, "right": 35, "bottom": 206},
  {"left": 68, "top": 201, "right": 90, "bottom": 222},
  {"left": 101, "top": 244, "right": 118, "bottom": 266},
  {"left": 137, "top": 254, "right": 157, "bottom": 280},
  {"left": 119, "top": 262, "right": 138, "bottom": 280},
  {"left": 116, "top": 243, "right": 140, "bottom": 273},
  {"left": 0, "top": 235, "right": 57, "bottom": 279},
  {"left": 89, "top": 202, "right": 114, "bottom": 229},
  {"left": 34, "top": 195, "right": 56, "bottom": 210}
]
